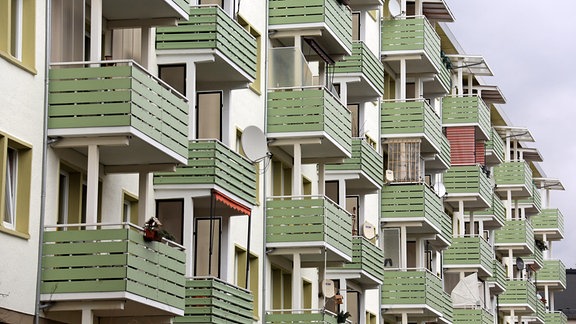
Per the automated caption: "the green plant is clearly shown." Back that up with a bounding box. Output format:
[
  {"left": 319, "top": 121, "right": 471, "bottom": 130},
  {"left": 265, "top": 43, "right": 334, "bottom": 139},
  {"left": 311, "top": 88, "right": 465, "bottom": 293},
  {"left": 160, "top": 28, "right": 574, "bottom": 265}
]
[{"left": 337, "top": 311, "right": 351, "bottom": 323}]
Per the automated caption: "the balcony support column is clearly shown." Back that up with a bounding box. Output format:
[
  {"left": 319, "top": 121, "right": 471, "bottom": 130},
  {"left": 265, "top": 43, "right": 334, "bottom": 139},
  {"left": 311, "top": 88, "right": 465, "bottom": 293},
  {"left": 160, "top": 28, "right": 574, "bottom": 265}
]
[
  {"left": 467, "top": 74, "right": 473, "bottom": 96},
  {"left": 81, "top": 308, "right": 94, "bottom": 324},
  {"left": 507, "top": 249, "right": 514, "bottom": 278},
  {"left": 86, "top": 145, "right": 99, "bottom": 227},
  {"left": 400, "top": 226, "right": 407, "bottom": 269},
  {"left": 457, "top": 58, "right": 463, "bottom": 96},
  {"left": 399, "top": 59, "right": 406, "bottom": 100},
  {"left": 318, "top": 163, "right": 325, "bottom": 196},
  {"left": 293, "top": 144, "right": 302, "bottom": 196},
  {"left": 414, "top": 77, "right": 422, "bottom": 99},
  {"left": 470, "top": 211, "right": 475, "bottom": 236},
  {"left": 338, "top": 179, "right": 346, "bottom": 209},
  {"left": 292, "top": 253, "right": 302, "bottom": 310},
  {"left": 506, "top": 190, "right": 512, "bottom": 220},
  {"left": 401, "top": 312, "right": 408, "bottom": 324},
  {"left": 140, "top": 27, "right": 152, "bottom": 70},
  {"left": 505, "top": 130, "right": 511, "bottom": 162},
  {"left": 544, "top": 285, "right": 550, "bottom": 309},
  {"left": 414, "top": 0, "right": 422, "bottom": 15},
  {"left": 90, "top": 0, "right": 102, "bottom": 63},
  {"left": 339, "top": 278, "right": 348, "bottom": 313},
  {"left": 550, "top": 289, "right": 555, "bottom": 310},
  {"left": 138, "top": 172, "right": 152, "bottom": 225},
  {"left": 339, "top": 82, "right": 348, "bottom": 106}
]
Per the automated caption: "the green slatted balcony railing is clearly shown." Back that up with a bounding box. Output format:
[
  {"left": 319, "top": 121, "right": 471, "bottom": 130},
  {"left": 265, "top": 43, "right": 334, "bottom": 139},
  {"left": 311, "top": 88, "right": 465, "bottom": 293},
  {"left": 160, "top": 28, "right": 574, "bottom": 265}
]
[
  {"left": 453, "top": 308, "right": 494, "bottom": 324},
  {"left": 442, "top": 96, "right": 491, "bottom": 140},
  {"left": 499, "top": 280, "right": 538, "bottom": 313},
  {"left": 475, "top": 194, "right": 505, "bottom": 229},
  {"left": 341, "top": 236, "right": 385, "bottom": 284},
  {"left": 536, "top": 298, "right": 546, "bottom": 323},
  {"left": 444, "top": 165, "right": 492, "bottom": 208},
  {"left": 538, "top": 260, "right": 567, "bottom": 289},
  {"left": 494, "top": 161, "right": 533, "bottom": 197},
  {"left": 531, "top": 208, "right": 564, "bottom": 239},
  {"left": 334, "top": 41, "right": 384, "bottom": 96},
  {"left": 486, "top": 127, "right": 505, "bottom": 165},
  {"left": 269, "top": 0, "right": 352, "bottom": 55},
  {"left": 156, "top": 6, "right": 257, "bottom": 80},
  {"left": 526, "top": 245, "right": 544, "bottom": 270},
  {"left": 48, "top": 61, "right": 189, "bottom": 162},
  {"left": 382, "top": 184, "right": 452, "bottom": 246},
  {"left": 494, "top": 220, "right": 535, "bottom": 253},
  {"left": 267, "top": 88, "right": 352, "bottom": 157},
  {"left": 266, "top": 196, "right": 353, "bottom": 259},
  {"left": 382, "top": 269, "right": 453, "bottom": 323},
  {"left": 154, "top": 140, "right": 257, "bottom": 205},
  {"left": 266, "top": 309, "right": 339, "bottom": 324},
  {"left": 41, "top": 224, "right": 186, "bottom": 312},
  {"left": 439, "top": 133, "right": 451, "bottom": 168},
  {"left": 487, "top": 260, "right": 507, "bottom": 293},
  {"left": 443, "top": 236, "right": 493, "bottom": 277},
  {"left": 518, "top": 184, "right": 542, "bottom": 215},
  {"left": 325, "top": 138, "right": 383, "bottom": 189},
  {"left": 175, "top": 277, "right": 254, "bottom": 324},
  {"left": 381, "top": 17, "right": 450, "bottom": 92},
  {"left": 381, "top": 99, "right": 443, "bottom": 154},
  {"left": 546, "top": 311, "right": 568, "bottom": 324}
]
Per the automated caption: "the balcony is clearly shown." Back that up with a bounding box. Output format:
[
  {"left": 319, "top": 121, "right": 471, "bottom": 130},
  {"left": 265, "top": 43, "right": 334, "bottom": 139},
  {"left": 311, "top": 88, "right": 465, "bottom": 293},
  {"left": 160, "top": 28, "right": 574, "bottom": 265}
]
[
  {"left": 443, "top": 165, "right": 492, "bottom": 210},
  {"left": 156, "top": 6, "right": 258, "bottom": 87},
  {"left": 537, "top": 260, "right": 567, "bottom": 290},
  {"left": 472, "top": 194, "right": 505, "bottom": 229},
  {"left": 443, "top": 236, "right": 493, "bottom": 277},
  {"left": 154, "top": 140, "right": 257, "bottom": 207},
  {"left": 325, "top": 138, "right": 383, "bottom": 193},
  {"left": 487, "top": 260, "right": 507, "bottom": 294},
  {"left": 494, "top": 220, "right": 535, "bottom": 255},
  {"left": 266, "top": 309, "right": 339, "bottom": 324},
  {"left": 266, "top": 196, "right": 353, "bottom": 262},
  {"left": 485, "top": 128, "right": 505, "bottom": 166},
  {"left": 267, "top": 88, "right": 352, "bottom": 161},
  {"left": 546, "top": 311, "right": 568, "bottom": 324},
  {"left": 493, "top": 161, "right": 534, "bottom": 198},
  {"left": 102, "top": 0, "right": 188, "bottom": 26},
  {"left": 381, "top": 17, "right": 451, "bottom": 93},
  {"left": 453, "top": 308, "right": 493, "bottom": 324},
  {"left": 442, "top": 96, "right": 491, "bottom": 140},
  {"left": 525, "top": 245, "right": 544, "bottom": 271},
  {"left": 381, "top": 269, "right": 453, "bottom": 323},
  {"left": 269, "top": 0, "right": 352, "bottom": 57},
  {"left": 334, "top": 41, "right": 384, "bottom": 100},
  {"left": 518, "top": 184, "right": 542, "bottom": 216},
  {"left": 499, "top": 280, "right": 538, "bottom": 315},
  {"left": 175, "top": 277, "right": 254, "bottom": 324},
  {"left": 41, "top": 224, "right": 186, "bottom": 315},
  {"left": 382, "top": 184, "right": 452, "bottom": 247},
  {"left": 48, "top": 61, "right": 189, "bottom": 165},
  {"left": 531, "top": 208, "right": 564, "bottom": 240},
  {"left": 381, "top": 99, "right": 444, "bottom": 157},
  {"left": 436, "top": 134, "right": 452, "bottom": 170},
  {"left": 329, "top": 236, "right": 384, "bottom": 287}
]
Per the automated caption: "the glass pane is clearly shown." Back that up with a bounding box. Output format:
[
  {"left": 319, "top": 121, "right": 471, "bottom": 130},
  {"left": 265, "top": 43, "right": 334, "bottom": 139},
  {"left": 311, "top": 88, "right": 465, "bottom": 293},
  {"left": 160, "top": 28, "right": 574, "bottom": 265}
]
[
  {"left": 346, "top": 196, "right": 359, "bottom": 235},
  {"left": 57, "top": 173, "right": 68, "bottom": 225},
  {"left": 3, "top": 148, "right": 17, "bottom": 225},
  {"left": 156, "top": 199, "right": 184, "bottom": 244},
  {"left": 383, "top": 228, "right": 400, "bottom": 268},
  {"left": 197, "top": 92, "right": 222, "bottom": 140},
  {"left": 352, "top": 12, "right": 360, "bottom": 41},
  {"left": 195, "top": 218, "right": 221, "bottom": 277},
  {"left": 325, "top": 181, "right": 339, "bottom": 204},
  {"left": 348, "top": 104, "right": 360, "bottom": 137},
  {"left": 159, "top": 65, "right": 186, "bottom": 95}
]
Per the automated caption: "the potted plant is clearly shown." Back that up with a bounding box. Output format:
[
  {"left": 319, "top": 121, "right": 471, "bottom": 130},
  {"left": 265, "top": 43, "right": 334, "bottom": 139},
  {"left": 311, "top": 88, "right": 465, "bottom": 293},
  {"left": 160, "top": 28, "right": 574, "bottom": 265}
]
[
  {"left": 143, "top": 217, "right": 163, "bottom": 242},
  {"left": 337, "top": 311, "right": 351, "bottom": 323}
]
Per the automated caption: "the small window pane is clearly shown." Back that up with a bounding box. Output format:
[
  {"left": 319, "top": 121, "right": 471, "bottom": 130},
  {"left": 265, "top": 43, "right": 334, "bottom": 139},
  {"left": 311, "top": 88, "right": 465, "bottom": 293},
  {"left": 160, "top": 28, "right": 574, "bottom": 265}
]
[
  {"left": 194, "top": 218, "right": 221, "bottom": 277},
  {"left": 3, "top": 148, "right": 17, "bottom": 227},
  {"left": 159, "top": 64, "right": 186, "bottom": 96},
  {"left": 197, "top": 92, "right": 222, "bottom": 140}
]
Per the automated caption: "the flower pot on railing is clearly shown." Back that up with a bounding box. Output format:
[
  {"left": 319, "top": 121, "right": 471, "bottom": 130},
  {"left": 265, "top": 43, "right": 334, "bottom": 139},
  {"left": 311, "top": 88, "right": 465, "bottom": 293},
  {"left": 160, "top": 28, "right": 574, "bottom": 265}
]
[{"left": 143, "top": 217, "right": 163, "bottom": 242}]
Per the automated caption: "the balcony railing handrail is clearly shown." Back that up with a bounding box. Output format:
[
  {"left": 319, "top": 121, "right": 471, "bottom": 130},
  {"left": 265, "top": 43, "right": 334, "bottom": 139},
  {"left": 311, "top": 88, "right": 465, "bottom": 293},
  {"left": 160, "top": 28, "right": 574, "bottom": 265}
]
[
  {"left": 43, "top": 222, "right": 186, "bottom": 250},
  {"left": 383, "top": 14, "right": 427, "bottom": 21},
  {"left": 267, "top": 195, "right": 353, "bottom": 217},
  {"left": 186, "top": 275, "right": 253, "bottom": 294},
  {"left": 266, "top": 309, "right": 338, "bottom": 316},
  {"left": 382, "top": 267, "right": 442, "bottom": 278},
  {"left": 49, "top": 59, "right": 188, "bottom": 102},
  {"left": 453, "top": 234, "right": 491, "bottom": 243}
]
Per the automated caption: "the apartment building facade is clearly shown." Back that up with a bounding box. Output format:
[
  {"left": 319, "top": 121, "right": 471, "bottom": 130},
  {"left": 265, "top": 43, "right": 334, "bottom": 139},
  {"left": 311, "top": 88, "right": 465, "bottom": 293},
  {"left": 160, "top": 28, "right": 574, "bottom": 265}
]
[{"left": 0, "top": 0, "right": 568, "bottom": 324}]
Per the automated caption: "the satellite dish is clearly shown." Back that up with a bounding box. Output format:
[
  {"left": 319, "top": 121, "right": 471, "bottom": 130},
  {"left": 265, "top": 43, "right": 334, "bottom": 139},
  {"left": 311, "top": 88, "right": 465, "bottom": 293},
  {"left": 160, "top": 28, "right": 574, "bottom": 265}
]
[
  {"left": 362, "top": 221, "right": 376, "bottom": 240},
  {"left": 321, "top": 279, "right": 336, "bottom": 298},
  {"left": 516, "top": 257, "right": 525, "bottom": 271},
  {"left": 388, "top": 0, "right": 402, "bottom": 17},
  {"left": 434, "top": 182, "right": 447, "bottom": 197},
  {"left": 385, "top": 170, "right": 395, "bottom": 183},
  {"left": 451, "top": 273, "right": 481, "bottom": 307},
  {"left": 241, "top": 126, "right": 268, "bottom": 162}
]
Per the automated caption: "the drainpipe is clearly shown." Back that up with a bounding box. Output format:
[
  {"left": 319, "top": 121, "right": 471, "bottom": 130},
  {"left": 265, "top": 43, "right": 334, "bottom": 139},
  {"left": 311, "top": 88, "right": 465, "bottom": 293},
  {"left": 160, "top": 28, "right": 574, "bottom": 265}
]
[
  {"left": 261, "top": 1, "right": 270, "bottom": 321},
  {"left": 35, "top": 0, "right": 52, "bottom": 322}
]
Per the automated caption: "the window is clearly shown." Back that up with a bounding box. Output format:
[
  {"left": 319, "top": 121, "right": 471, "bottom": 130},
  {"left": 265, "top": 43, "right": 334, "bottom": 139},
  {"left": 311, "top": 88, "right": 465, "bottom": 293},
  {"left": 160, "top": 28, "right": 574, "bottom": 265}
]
[
  {"left": 123, "top": 191, "right": 139, "bottom": 225},
  {"left": 349, "top": 104, "right": 360, "bottom": 137},
  {"left": 194, "top": 217, "right": 222, "bottom": 277},
  {"left": 196, "top": 91, "right": 223, "bottom": 140},
  {"left": 237, "top": 15, "right": 262, "bottom": 94},
  {"left": 159, "top": 64, "right": 186, "bottom": 96},
  {"left": 272, "top": 160, "right": 292, "bottom": 196},
  {"left": 346, "top": 196, "right": 359, "bottom": 235},
  {"left": 271, "top": 267, "right": 292, "bottom": 309},
  {"left": 325, "top": 180, "right": 339, "bottom": 204},
  {"left": 235, "top": 246, "right": 259, "bottom": 319},
  {"left": 386, "top": 139, "right": 422, "bottom": 183},
  {"left": 0, "top": 0, "right": 36, "bottom": 72},
  {"left": 156, "top": 199, "right": 184, "bottom": 244},
  {"left": 0, "top": 133, "right": 31, "bottom": 238},
  {"left": 352, "top": 12, "right": 360, "bottom": 41},
  {"left": 383, "top": 228, "right": 400, "bottom": 268}
]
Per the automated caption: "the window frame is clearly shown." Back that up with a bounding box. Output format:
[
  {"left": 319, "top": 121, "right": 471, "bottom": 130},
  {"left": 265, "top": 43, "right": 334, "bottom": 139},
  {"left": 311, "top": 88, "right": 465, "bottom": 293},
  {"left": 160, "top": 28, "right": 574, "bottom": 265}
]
[
  {"left": 0, "top": 0, "right": 36, "bottom": 73},
  {"left": 0, "top": 132, "right": 32, "bottom": 239}
]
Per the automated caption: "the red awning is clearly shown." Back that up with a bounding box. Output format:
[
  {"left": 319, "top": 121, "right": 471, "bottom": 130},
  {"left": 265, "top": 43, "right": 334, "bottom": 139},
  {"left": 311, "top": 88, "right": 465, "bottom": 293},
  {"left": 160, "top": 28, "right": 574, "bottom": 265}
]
[{"left": 212, "top": 190, "right": 251, "bottom": 216}]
